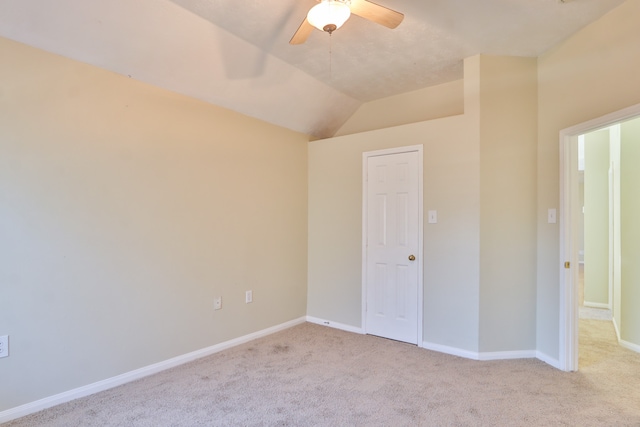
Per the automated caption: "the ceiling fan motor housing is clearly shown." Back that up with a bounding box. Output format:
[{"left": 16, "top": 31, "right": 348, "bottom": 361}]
[
  {"left": 307, "top": 0, "right": 352, "bottom": 33},
  {"left": 290, "top": 0, "right": 403, "bottom": 45}
]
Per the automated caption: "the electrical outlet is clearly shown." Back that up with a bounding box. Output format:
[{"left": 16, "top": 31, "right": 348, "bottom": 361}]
[
  {"left": 214, "top": 297, "right": 222, "bottom": 311},
  {"left": 0, "top": 335, "right": 8, "bottom": 358},
  {"left": 245, "top": 290, "right": 253, "bottom": 304}
]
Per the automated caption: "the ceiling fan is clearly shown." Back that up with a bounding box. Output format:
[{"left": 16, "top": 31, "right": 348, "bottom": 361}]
[{"left": 290, "top": 0, "right": 404, "bottom": 45}]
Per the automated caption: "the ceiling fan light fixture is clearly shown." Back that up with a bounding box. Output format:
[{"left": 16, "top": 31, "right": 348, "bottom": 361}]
[{"left": 307, "top": 0, "right": 351, "bottom": 34}]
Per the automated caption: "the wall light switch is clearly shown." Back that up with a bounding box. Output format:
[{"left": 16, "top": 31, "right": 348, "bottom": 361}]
[
  {"left": 548, "top": 208, "right": 557, "bottom": 224},
  {"left": 428, "top": 210, "right": 438, "bottom": 224},
  {"left": 0, "top": 335, "right": 8, "bottom": 358}
]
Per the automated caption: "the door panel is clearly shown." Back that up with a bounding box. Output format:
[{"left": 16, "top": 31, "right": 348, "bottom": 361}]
[{"left": 365, "top": 150, "right": 420, "bottom": 344}]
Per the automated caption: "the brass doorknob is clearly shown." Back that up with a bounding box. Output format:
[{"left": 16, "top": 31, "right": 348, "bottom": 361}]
[{"left": 408, "top": 255, "right": 416, "bottom": 261}]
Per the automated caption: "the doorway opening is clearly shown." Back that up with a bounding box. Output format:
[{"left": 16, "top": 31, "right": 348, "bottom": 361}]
[{"left": 560, "top": 103, "right": 640, "bottom": 371}]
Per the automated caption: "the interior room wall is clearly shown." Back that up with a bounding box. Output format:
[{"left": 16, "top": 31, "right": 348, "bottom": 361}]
[
  {"left": 334, "top": 79, "right": 464, "bottom": 137},
  {"left": 307, "top": 113, "right": 481, "bottom": 352},
  {"left": 308, "top": 54, "right": 539, "bottom": 355},
  {"left": 477, "top": 55, "right": 538, "bottom": 352},
  {"left": 308, "top": 57, "right": 480, "bottom": 352},
  {"left": 3, "top": 1, "right": 640, "bottom": 415},
  {"left": 536, "top": 0, "right": 640, "bottom": 361},
  {"left": 0, "top": 38, "right": 309, "bottom": 411},
  {"left": 620, "top": 117, "right": 640, "bottom": 348},
  {"left": 583, "top": 129, "right": 610, "bottom": 307}
]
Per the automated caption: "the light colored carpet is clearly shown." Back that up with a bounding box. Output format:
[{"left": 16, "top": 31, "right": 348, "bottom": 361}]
[
  {"left": 579, "top": 306, "right": 612, "bottom": 321},
  {"left": 5, "top": 321, "right": 640, "bottom": 426}
]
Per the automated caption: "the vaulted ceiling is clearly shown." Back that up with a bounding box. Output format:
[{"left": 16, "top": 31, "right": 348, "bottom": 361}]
[{"left": 0, "top": 0, "right": 626, "bottom": 138}]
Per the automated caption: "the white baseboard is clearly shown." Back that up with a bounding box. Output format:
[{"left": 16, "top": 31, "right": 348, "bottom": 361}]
[
  {"left": 306, "top": 316, "right": 364, "bottom": 334},
  {"left": 308, "top": 320, "right": 537, "bottom": 363},
  {"left": 310, "top": 321, "right": 538, "bottom": 363},
  {"left": 612, "top": 317, "right": 640, "bottom": 354},
  {"left": 422, "top": 341, "right": 539, "bottom": 362},
  {"left": 583, "top": 301, "right": 610, "bottom": 310},
  {"left": 421, "top": 341, "right": 480, "bottom": 360},
  {"left": 0, "top": 317, "right": 306, "bottom": 424},
  {"left": 477, "top": 350, "right": 537, "bottom": 361},
  {"left": 535, "top": 351, "right": 562, "bottom": 369},
  {"left": 620, "top": 339, "right": 640, "bottom": 354},
  {"left": 613, "top": 317, "right": 621, "bottom": 342}
]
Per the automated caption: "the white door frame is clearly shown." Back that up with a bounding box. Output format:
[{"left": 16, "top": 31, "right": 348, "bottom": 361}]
[
  {"left": 362, "top": 144, "right": 424, "bottom": 346},
  {"left": 559, "top": 102, "right": 640, "bottom": 371}
]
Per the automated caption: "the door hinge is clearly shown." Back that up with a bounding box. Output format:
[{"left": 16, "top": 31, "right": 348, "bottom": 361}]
[{"left": 564, "top": 261, "right": 570, "bottom": 269}]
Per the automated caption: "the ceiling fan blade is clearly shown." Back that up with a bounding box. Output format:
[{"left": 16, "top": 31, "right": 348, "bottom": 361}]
[
  {"left": 290, "top": 18, "right": 314, "bottom": 45},
  {"left": 349, "top": 0, "right": 404, "bottom": 29}
]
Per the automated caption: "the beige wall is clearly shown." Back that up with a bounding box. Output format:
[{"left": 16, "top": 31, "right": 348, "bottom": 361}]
[
  {"left": 308, "top": 112, "right": 481, "bottom": 350},
  {"left": 478, "top": 56, "right": 538, "bottom": 352},
  {"left": 309, "top": 55, "right": 539, "bottom": 354},
  {"left": 4, "top": 0, "right": 640, "bottom": 413},
  {"left": 308, "top": 58, "right": 480, "bottom": 351},
  {"left": 334, "top": 79, "right": 464, "bottom": 137},
  {"left": 620, "top": 118, "right": 640, "bottom": 346},
  {"left": 583, "top": 129, "right": 610, "bottom": 306},
  {"left": 536, "top": 0, "right": 640, "bottom": 360},
  {"left": 0, "top": 38, "right": 308, "bottom": 411}
]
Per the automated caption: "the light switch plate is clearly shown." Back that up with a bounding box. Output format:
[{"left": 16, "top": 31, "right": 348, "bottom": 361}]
[
  {"left": 548, "top": 208, "right": 557, "bottom": 224},
  {"left": 0, "top": 335, "right": 8, "bottom": 358},
  {"left": 428, "top": 210, "right": 438, "bottom": 224}
]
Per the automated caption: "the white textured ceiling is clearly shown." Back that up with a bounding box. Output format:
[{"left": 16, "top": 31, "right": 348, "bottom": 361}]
[{"left": 0, "top": 0, "right": 626, "bottom": 137}]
